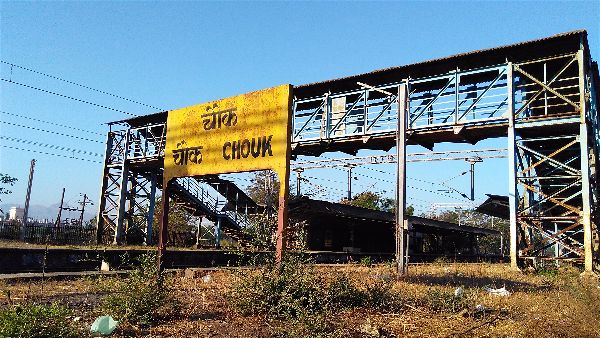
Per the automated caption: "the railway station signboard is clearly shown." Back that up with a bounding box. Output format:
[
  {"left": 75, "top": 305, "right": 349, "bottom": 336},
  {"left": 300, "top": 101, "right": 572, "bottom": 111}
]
[
  {"left": 161, "top": 84, "right": 293, "bottom": 262},
  {"left": 164, "top": 84, "right": 292, "bottom": 182}
]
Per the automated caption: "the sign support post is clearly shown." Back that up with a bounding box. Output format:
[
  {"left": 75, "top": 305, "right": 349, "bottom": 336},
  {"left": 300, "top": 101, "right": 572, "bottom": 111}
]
[
  {"left": 157, "top": 178, "right": 170, "bottom": 271},
  {"left": 160, "top": 84, "right": 293, "bottom": 270}
]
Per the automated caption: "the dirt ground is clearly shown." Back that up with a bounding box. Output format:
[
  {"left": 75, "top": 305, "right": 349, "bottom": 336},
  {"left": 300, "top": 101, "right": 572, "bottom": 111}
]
[{"left": 1, "top": 263, "right": 599, "bottom": 337}]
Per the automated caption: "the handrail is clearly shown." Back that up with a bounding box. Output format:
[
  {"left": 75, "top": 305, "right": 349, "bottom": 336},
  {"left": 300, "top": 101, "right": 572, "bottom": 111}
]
[{"left": 173, "top": 177, "right": 252, "bottom": 230}]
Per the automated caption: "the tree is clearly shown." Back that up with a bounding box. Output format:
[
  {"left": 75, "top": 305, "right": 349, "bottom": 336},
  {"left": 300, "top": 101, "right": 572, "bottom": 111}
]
[
  {"left": 342, "top": 191, "right": 414, "bottom": 215},
  {"left": 152, "top": 197, "right": 196, "bottom": 234},
  {"left": 246, "top": 170, "right": 279, "bottom": 209},
  {"left": 343, "top": 191, "right": 380, "bottom": 210},
  {"left": 0, "top": 173, "right": 17, "bottom": 202},
  {"left": 430, "top": 209, "right": 508, "bottom": 255},
  {"left": 243, "top": 171, "right": 281, "bottom": 249}
]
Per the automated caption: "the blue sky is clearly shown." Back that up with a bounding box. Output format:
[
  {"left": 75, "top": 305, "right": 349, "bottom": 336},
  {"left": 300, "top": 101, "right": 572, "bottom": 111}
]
[{"left": 1, "top": 1, "right": 599, "bottom": 217}]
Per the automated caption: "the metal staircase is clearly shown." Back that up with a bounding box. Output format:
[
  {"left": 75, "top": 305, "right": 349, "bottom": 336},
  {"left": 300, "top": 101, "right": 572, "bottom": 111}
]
[{"left": 168, "top": 176, "right": 255, "bottom": 247}]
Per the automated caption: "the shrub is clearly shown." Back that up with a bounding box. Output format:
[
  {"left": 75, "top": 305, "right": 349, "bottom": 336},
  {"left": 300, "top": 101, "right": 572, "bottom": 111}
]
[
  {"left": 424, "top": 288, "right": 469, "bottom": 313},
  {"left": 364, "top": 280, "right": 404, "bottom": 312},
  {"left": 227, "top": 256, "right": 408, "bottom": 337},
  {"left": 228, "top": 256, "right": 407, "bottom": 316},
  {"left": 325, "top": 274, "right": 364, "bottom": 308},
  {"left": 227, "top": 255, "right": 325, "bottom": 319},
  {"left": 0, "top": 303, "right": 80, "bottom": 338},
  {"left": 101, "top": 252, "right": 178, "bottom": 325}
]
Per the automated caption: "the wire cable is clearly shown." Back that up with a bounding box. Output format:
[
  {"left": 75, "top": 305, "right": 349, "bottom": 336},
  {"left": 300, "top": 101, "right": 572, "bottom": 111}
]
[
  {"left": 0, "top": 120, "right": 102, "bottom": 143},
  {"left": 1, "top": 60, "right": 163, "bottom": 111},
  {"left": 1, "top": 78, "right": 137, "bottom": 117},
  {"left": 0, "top": 144, "right": 102, "bottom": 163},
  {"left": 0, "top": 110, "right": 104, "bottom": 136},
  {"left": 0, "top": 135, "right": 103, "bottom": 157},
  {"left": 362, "top": 165, "right": 448, "bottom": 188}
]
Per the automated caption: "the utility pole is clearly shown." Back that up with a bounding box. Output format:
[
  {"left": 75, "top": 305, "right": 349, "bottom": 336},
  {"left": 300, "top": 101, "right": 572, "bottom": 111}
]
[
  {"left": 345, "top": 164, "right": 355, "bottom": 200},
  {"left": 55, "top": 188, "right": 66, "bottom": 228},
  {"left": 467, "top": 157, "right": 483, "bottom": 201},
  {"left": 21, "top": 159, "right": 36, "bottom": 240},
  {"left": 78, "top": 194, "right": 93, "bottom": 226},
  {"left": 294, "top": 168, "right": 304, "bottom": 197}
]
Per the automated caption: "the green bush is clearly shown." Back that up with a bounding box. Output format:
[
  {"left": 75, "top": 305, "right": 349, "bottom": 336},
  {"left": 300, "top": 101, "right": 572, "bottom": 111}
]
[
  {"left": 359, "top": 256, "right": 372, "bottom": 267},
  {"left": 0, "top": 303, "right": 80, "bottom": 338},
  {"left": 228, "top": 255, "right": 325, "bottom": 319},
  {"left": 536, "top": 266, "right": 559, "bottom": 278},
  {"left": 227, "top": 256, "right": 339, "bottom": 337},
  {"left": 325, "top": 274, "right": 364, "bottom": 308},
  {"left": 364, "top": 280, "right": 404, "bottom": 312},
  {"left": 101, "top": 252, "right": 178, "bottom": 325},
  {"left": 227, "top": 256, "right": 412, "bottom": 337}
]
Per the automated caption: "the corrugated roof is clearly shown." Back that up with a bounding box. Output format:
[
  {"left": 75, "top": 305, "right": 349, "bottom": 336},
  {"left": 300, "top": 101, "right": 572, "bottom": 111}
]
[
  {"left": 290, "top": 197, "right": 499, "bottom": 235},
  {"left": 295, "top": 30, "right": 587, "bottom": 98},
  {"left": 113, "top": 30, "right": 588, "bottom": 126}
]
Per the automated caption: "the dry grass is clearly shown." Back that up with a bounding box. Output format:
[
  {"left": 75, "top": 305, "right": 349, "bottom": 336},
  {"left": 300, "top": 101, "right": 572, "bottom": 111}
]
[{"left": 1, "top": 263, "right": 599, "bottom": 337}]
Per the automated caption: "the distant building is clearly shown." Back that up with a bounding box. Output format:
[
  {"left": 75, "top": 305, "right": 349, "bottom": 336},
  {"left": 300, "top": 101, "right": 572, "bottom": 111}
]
[{"left": 8, "top": 207, "right": 24, "bottom": 221}]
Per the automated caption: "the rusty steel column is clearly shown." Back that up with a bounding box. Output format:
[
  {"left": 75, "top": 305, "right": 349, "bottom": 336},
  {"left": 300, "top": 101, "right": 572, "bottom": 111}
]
[
  {"left": 578, "top": 48, "right": 594, "bottom": 272},
  {"left": 506, "top": 62, "right": 519, "bottom": 270},
  {"left": 275, "top": 172, "right": 291, "bottom": 264},
  {"left": 275, "top": 89, "right": 294, "bottom": 265},
  {"left": 396, "top": 81, "right": 408, "bottom": 276},
  {"left": 157, "top": 178, "right": 170, "bottom": 271}
]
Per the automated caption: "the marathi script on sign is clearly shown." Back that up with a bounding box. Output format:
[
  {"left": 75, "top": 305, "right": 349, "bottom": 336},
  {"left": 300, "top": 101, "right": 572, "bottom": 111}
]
[{"left": 164, "top": 84, "right": 292, "bottom": 182}]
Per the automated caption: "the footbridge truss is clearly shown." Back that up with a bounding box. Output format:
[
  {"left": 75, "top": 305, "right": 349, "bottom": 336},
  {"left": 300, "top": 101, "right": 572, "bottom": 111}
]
[{"left": 97, "top": 30, "right": 599, "bottom": 271}]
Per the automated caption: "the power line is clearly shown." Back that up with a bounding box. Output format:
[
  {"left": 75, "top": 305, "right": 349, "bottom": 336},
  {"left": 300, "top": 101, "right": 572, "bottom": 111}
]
[
  {"left": 362, "top": 166, "right": 447, "bottom": 188},
  {"left": 0, "top": 135, "right": 103, "bottom": 157},
  {"left": 0, "top": 120, "right": 102, "bottom": 143},
  {"left": 1, "top": 78, "right": 137, "bottom": 117},
  {"left": 0, "top": 110, "right": 104, "bottom": 136},
  {"left": 1, "top": 60, "right": 163, "bottom": 111},
  {"left": 302, "top": 175, "right": 347, "bottom": 193},
  {"left": 0, "top": 144, "right": 102, "bottom": 163}
]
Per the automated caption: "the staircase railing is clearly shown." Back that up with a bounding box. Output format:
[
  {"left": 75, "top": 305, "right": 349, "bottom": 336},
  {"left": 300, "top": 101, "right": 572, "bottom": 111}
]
[{"left": 173, "top": 177, "right": 253, "bottom": 230}]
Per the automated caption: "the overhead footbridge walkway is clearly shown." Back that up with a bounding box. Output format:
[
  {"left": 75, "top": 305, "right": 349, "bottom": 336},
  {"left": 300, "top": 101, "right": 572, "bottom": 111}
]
[{"left": 97, "top": 30, "right": 599, "bottom": 270}]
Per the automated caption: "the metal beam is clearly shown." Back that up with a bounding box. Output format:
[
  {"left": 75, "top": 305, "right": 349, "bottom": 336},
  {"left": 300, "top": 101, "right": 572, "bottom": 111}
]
[
  {"left": 507, "top": 62, "right": 519, "bottom": 269},
  {"left": 396, "top": 82, "right": 408, "bottom": 276},
  {"left": 579, "top": 49, "right": 594, "bottom": 272},
  {"left": 113, "top": 130, "right": 130, "bottom": 245}
]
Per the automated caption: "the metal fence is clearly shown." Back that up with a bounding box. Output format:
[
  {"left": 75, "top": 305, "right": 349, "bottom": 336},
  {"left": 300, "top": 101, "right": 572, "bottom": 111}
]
[
  {"left": 0, "top": 221, "right": 206, "bottom": 248},
  {"left": 0, "top": 221, "right": 96, "bottom": 245}
]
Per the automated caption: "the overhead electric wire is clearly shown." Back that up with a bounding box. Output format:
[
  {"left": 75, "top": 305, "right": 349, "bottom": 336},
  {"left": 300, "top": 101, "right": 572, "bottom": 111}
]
[
  {"left": 301, "top": 175, "right": 347, "bottom": 193},
  {"left": 0, "top": 144, "right": 102, "bottom": 164},
  {"left": 0, "top": 110, "right": 104, "bottom": 136},
  {"left": 349, "top": 170, "right": 454, "bottom": 198},
  {"left": 362, "top": 165, "right": 449, "bottom": 188},
  {"left": 0, "top": 135, "right": 103, "bottom": 157},
  {"left": 1, "top": 78, "right": 137, "bottom": 117},
  {"left": 1, "top": 60, "right": 163, "bottom": 111},
  {"left": 0, "top": 120, "right": 103, "bottom": 143}
]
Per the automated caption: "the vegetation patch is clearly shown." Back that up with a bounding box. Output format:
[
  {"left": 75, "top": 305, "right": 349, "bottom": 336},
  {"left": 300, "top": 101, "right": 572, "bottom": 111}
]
[
  {"left": 100, "top": 252, "right": 179, "bottom": 326},
  {"left": 0, "top": 303, "right": 80, "bottom": 338}
]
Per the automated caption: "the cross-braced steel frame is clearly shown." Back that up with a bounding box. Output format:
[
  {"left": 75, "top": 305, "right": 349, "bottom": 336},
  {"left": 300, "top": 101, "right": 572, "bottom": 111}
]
[
  {"left": 98, "top": 31, "right": 598, "bottom": 270},
  {"left": 96, "top": 124, "right": 164, "bottom": 244},
  {"left": 290, "top": 37, "right": 598, "bottom": 271},
  {"left": 507, "top": 49, "right": 598, "bottom": 271}
]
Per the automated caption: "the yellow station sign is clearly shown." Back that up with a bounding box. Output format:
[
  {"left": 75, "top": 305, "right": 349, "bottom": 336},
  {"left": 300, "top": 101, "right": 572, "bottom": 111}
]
[{"left": 164, "top": 84, "right": 292, "bottom": 182}]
